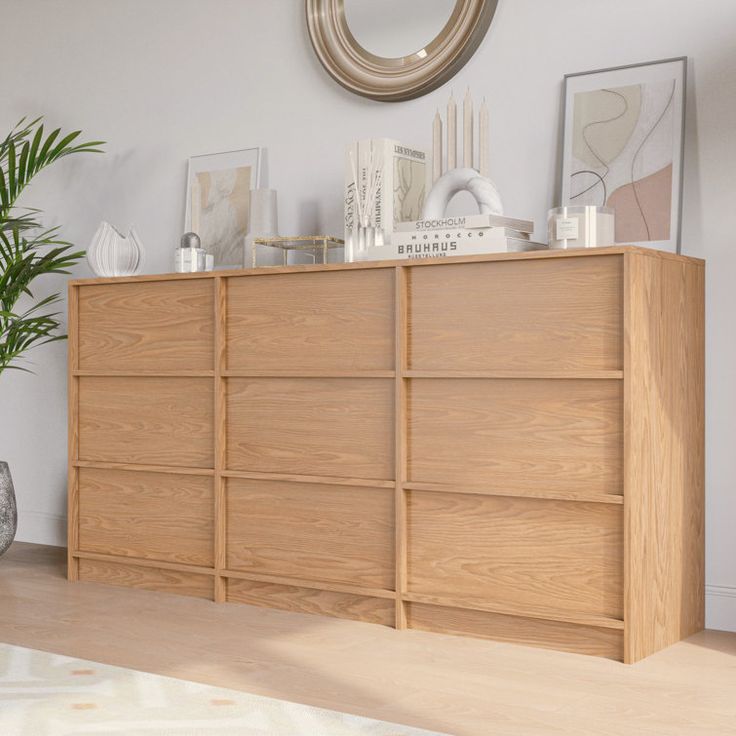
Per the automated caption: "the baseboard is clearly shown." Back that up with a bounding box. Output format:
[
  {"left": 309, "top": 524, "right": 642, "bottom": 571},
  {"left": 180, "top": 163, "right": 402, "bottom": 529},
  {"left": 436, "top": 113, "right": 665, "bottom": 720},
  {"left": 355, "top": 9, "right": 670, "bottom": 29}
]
[
  {"left": 706, "top": 585, "right": 736, "bottom": 632},
  {"left": 15, "top": 511, "right": 66, "bottom": 548}
]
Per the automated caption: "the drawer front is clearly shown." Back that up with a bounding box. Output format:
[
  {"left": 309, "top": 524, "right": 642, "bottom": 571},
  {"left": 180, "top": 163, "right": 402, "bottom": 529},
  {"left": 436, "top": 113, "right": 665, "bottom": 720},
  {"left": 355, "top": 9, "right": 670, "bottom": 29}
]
[
  {"left": 408, "top": 256, "right": 623, "bottom": 371},
  {"left": 78, "top": 468, "right": 214, "bottom": 566},
  {"left": 78, "top": 377, "right": 214, "bottom": 468},
  {"left": 407, "top": 603, "right": 623, "bottom": 660},
  {"left": 227, "top": 579, "right": 395, "bottom": 626},
  {"left": 407, "top": 492, "right": 623, "bottom": 619},
  {"left": 78, "top": 280, "right": 214, "bottom": 371},
  {"left": 409, "top": 378, "right": 622, "bottom": 495},
  {"left": 226, "top": 479, "right": 394, "bottom": 589},
  {"left": 78, "top": 559, "right": 213, "bottom": 599},
  {"left": 227, "top": 378, "right": 394, "bottom": 480},
  {"left": 226, "top": 269, "right": 395, "bottom": 371}
]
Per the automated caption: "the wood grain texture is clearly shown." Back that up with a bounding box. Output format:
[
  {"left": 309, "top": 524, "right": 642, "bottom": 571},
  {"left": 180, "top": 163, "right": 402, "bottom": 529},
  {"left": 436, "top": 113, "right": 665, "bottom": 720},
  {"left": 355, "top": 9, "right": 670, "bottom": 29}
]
[
  {"left": 74, "top": 461, "right": 214, "bottom": 476},
  {"left": 78, "top": 279, "right": 214, "bottom": 371},
  {"left": 403, "top": 591, "right": 623, "bottom": 630},
  {"left": 409, "top": 378, "right": 622, "bottom": 494},
  {"left": 222, "top": 470, "right": 394, "bottom": 489},
  {"left": 226, "top": 479, "right": 394, "bottom": 589},
  {"left": 67, "top": 284, "right": 80, "bottom": 581},
  {"left": 78, "top": 377, "right": 214, "bottom": 468},
  {"left": 78, "top": 558, "right": 214, "bottom": 599},
  {"left": 223, "top": 569, "right": 394, "bottom": 599},
  {"left": 78, "top": 468, "right": 214, "bottom": 567},
  {"left": 226, "top": 269, "right": 394, "bottom": 371},
  {"left": 624, "top": 252, "right": 705, "bottom": 663},
  {"left": 213, "top": 276, "right": 227, "bottom": 602},
  {"left": 227, "top": 378, "right": 394, "bottom": 480},
  {"left": 67, "top": 247, "right": 705, "bottom": 663},
  {"left": 403, "top": 481, "right": 624, "bottom": 505},
  {"left": 408, "top": 255, "right": 623, "bottom": 371},
  {"left": 407, "top": 491, "right": 623, "bottom": 618},
  {"left": 227, "top": 578, "right": 395, "bottom": 626},
  {"left": 74, "top": 550, "right": 214, "bottom": 576},
  {"left": 406, "top": 603, "right": 623, "bottom": 660},
  {"left": 394, "top": 267, "right": 408, "bottom": 629}
]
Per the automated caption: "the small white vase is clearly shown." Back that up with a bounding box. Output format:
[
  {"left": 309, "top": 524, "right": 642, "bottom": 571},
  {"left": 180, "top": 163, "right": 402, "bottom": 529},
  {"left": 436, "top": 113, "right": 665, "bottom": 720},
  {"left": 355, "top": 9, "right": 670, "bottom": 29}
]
[{"left": 87, "top": 221, "right": 144, "bottom": 277}]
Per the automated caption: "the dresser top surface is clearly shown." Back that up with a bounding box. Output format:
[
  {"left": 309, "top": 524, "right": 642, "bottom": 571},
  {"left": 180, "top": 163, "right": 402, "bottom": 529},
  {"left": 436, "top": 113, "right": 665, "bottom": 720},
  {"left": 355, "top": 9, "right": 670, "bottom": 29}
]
[{"left": 70, "top": 245, "right": 704, "bottom": 287}]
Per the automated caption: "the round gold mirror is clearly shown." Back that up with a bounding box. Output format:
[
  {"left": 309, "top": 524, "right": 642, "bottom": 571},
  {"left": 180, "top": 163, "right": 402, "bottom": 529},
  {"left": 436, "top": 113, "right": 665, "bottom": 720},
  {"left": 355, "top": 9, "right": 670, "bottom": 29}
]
[{"left": 306, "top": 0, "right": 498, "bottom": 102}]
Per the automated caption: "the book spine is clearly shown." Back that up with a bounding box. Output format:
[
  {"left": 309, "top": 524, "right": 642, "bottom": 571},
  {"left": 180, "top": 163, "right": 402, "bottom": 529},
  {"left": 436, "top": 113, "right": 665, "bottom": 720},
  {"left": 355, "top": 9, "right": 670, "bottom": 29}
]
[
  {"left": 344, "top": 141, "right": 359, "bottom": 241},
  {"left": 394, "top": 214, "right": 534, "bottom": 234},
  {"left": 391, "top": 227, "right": 509, "bottom": 247},
  {"left": 354, "top": 238, "right": 510, "bottom": 261}
]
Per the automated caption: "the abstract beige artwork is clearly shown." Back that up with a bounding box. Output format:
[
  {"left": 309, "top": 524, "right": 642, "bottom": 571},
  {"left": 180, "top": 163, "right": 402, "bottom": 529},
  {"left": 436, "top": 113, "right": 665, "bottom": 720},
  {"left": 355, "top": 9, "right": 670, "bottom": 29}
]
[
  {"left": 561, "top": 59, "right": 686, "bottom": 253},
  {"left": 570, "top": 81, "right": 674, "bottom": 242},
  {"left": 186, "top": 148, "right": 262, "bottom": 266},
  {"left": 191, "top": 165, "right": 252, "bottom": 266}
]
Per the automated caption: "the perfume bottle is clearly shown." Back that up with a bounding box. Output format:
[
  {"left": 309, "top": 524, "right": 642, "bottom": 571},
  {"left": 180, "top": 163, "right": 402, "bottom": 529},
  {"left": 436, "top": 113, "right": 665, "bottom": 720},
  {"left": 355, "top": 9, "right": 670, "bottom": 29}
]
[{"left": 175, "top": 232, "right": 206, "bottom": 272}]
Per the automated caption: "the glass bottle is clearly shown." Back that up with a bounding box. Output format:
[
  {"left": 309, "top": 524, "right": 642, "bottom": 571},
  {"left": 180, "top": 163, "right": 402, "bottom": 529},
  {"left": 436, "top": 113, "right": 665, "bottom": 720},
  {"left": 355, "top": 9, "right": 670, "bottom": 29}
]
[{"left": 175, "top": 232, "right": 206, "bottom": 272}]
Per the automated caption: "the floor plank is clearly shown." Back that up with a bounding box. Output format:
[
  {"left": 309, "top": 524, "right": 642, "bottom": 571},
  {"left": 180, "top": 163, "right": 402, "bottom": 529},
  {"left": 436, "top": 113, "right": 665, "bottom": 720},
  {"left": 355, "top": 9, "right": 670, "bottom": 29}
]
[{"left": 1, "top": 542, "right": 734, "bottom": 736}]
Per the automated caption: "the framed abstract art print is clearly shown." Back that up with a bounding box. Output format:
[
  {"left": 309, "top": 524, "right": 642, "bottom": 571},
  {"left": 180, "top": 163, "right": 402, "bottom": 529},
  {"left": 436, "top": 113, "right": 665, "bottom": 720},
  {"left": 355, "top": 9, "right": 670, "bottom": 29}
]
[
  {"left": 560, "top": 57, "right": 686, "bottom": 253},
  {"left": 185, "top": 148, "right": 263, "bottom": 266}
]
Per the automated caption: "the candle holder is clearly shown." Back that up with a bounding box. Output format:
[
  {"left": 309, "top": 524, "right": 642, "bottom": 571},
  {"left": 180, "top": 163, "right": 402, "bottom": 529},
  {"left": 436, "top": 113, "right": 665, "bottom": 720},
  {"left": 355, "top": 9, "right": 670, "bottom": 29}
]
[{"left": 547, "top": 206, "right": 615, "bottom": 249}]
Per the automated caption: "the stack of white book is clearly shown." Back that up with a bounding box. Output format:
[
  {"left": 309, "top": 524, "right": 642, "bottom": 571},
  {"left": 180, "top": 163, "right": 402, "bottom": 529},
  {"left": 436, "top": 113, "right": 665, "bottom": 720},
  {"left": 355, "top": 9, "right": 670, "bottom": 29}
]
[{"left": 354, "top": 214, "right": 544, "bottom": 261}]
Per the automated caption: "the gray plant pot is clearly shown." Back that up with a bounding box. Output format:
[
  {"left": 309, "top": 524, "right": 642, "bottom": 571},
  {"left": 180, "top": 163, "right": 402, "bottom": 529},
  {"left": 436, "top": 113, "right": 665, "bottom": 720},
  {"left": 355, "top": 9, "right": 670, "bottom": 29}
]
[{"left": 0, "top": 461, "right": 17, "bottom": 558}]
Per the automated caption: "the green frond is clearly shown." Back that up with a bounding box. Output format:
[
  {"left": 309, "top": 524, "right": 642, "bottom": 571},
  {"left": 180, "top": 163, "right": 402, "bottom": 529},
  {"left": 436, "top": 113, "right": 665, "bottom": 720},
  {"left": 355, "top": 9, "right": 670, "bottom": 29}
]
[{"left": 0, "top": 116, "right": 104, "bottom": 375}]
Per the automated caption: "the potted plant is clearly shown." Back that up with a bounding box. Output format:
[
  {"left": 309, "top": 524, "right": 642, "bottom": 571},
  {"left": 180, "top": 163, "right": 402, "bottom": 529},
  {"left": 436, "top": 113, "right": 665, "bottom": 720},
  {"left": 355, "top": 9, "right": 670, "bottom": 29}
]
[{"left": 0, "top": 118, "right": 102, "bottom": 557}]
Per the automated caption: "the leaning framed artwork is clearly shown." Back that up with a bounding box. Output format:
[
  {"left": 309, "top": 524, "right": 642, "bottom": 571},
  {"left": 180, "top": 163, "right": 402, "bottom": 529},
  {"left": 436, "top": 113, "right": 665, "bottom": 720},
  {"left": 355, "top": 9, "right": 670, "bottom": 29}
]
[
  {"left": 560, "top": 57, "right": 686, "bottom": 253},
  {"left": 185, "top": 148, "right": 263, "bottom": 266}
]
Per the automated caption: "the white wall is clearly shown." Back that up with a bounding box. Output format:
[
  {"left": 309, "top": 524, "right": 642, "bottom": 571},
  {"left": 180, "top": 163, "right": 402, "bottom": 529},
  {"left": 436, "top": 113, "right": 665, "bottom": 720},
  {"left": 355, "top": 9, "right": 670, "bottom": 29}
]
[{"left": 1, "top": 0, "right": 734, "bottom": 631}]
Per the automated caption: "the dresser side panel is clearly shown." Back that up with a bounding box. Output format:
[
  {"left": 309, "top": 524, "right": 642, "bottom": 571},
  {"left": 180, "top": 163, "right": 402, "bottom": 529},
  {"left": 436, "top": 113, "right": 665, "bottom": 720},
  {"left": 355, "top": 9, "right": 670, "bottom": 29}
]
[{"left": 624, "top": 253, "right": 705, "bottom": 663}]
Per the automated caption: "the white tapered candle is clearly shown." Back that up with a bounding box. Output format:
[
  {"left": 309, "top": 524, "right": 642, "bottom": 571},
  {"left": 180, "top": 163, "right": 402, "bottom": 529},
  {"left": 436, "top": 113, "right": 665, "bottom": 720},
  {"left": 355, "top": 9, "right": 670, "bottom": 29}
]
[
  {"left": 433, "top": 110, "right": 443, "bottom": 183},
  {"left": 463, "top": 88, "right": 473, "bottom": 169},
  {"left": 447, "top": 92, "right": 457, "bottom": 170},
  {"left": 479, "top": 98, "right": 489, "bottom": 177}
]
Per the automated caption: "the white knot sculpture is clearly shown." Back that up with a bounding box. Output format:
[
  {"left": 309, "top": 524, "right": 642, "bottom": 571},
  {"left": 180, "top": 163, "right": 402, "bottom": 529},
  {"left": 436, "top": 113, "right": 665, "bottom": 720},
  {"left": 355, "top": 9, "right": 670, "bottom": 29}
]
[{"left": 422, "top": 167, "right": 504, "bottom": 220}]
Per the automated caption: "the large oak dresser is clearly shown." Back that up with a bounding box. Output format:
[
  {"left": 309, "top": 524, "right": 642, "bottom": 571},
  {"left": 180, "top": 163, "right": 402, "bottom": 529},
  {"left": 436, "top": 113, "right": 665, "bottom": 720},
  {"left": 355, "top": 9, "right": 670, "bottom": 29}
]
[{"left": 67, "top": 246, "right": 704, "bottom": 663}]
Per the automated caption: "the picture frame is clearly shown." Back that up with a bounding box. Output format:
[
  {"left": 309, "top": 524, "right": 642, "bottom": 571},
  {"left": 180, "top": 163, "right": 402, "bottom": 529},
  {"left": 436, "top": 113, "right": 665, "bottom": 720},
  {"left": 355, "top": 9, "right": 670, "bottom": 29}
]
[
  {"left": 185, "top": 147, "right": 263, "bottom": 266},
  {"left": 560, "top": 57, "right": 687, "bottom": 254}
]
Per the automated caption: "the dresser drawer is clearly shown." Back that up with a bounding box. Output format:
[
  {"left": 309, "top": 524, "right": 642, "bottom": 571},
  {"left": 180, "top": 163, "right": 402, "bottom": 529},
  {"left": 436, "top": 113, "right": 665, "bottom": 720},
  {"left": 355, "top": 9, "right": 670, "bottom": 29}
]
[
  {"left": 408, "top": 378, "right": 623, "bottom": 495},
  {"left": 226, "top": 269, "right": 395, "bottom": 371},
  {"left": 226, "top": 479, "right": 394, "bottom": 589},
  {"left": 78, "top": 279, "right": 214, "bottom": 372},
  {"left": 408, "top": 255, "right": 623, "bottom": 371},
  {"left": 78, "top": 376, "right": 214, "bottom": 468},
  {"left": 78, "top": 468, "right": 214, "bottom": 566},
  {"left": 226, "top": 377, "right": 394, "bottom": 480},
  {"left": 407, "top": 491, "right": 623, "bottom": 619}
]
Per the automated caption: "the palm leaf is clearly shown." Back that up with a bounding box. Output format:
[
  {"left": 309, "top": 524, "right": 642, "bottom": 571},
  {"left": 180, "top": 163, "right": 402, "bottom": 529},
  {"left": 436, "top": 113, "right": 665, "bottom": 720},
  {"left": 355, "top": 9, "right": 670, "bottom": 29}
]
[{"left": 0, "top": 116, "right": 103, "bottom": 375}]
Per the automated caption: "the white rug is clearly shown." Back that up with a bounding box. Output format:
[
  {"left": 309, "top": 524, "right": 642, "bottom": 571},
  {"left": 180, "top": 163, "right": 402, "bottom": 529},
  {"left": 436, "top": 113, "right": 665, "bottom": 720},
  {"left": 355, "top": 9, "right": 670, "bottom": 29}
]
[{"left": 0, "top": 643, "right": 447, "bottom": 736}]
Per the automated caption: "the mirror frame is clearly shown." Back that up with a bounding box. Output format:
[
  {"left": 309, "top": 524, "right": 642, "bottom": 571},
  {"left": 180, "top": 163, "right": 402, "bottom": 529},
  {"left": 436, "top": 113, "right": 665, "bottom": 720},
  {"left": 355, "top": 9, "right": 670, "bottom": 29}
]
[{"left": 306, "top": 0, "right": 498, "bottom": 102}]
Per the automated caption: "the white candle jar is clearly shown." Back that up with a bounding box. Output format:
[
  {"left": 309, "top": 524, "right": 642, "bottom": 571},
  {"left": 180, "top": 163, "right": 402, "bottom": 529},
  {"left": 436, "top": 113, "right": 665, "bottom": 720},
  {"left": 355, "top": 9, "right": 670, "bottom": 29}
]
[{"left": 548, "top": 206, "right": 615, "bottom": 249}]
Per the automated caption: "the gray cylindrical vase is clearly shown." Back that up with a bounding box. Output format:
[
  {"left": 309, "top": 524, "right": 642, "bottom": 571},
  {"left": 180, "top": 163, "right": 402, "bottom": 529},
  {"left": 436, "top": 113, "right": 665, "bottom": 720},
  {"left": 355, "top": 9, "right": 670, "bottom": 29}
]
[{"left": 0, "top": 461, "right": 17, "bottom": 558}]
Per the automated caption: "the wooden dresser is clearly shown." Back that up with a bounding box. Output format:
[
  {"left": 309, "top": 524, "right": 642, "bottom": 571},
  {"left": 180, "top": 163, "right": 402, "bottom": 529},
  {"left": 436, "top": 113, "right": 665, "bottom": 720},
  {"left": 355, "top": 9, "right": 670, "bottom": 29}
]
[{"left": 67, "top": 246, "right": 704, "bottom": 663}]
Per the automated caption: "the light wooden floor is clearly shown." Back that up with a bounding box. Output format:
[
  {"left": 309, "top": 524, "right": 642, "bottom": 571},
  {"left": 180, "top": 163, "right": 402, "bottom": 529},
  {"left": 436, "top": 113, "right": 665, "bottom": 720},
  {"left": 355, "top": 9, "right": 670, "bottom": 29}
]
[{"left": 1, "top": 543, "right": 734, "bottom": 736}]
